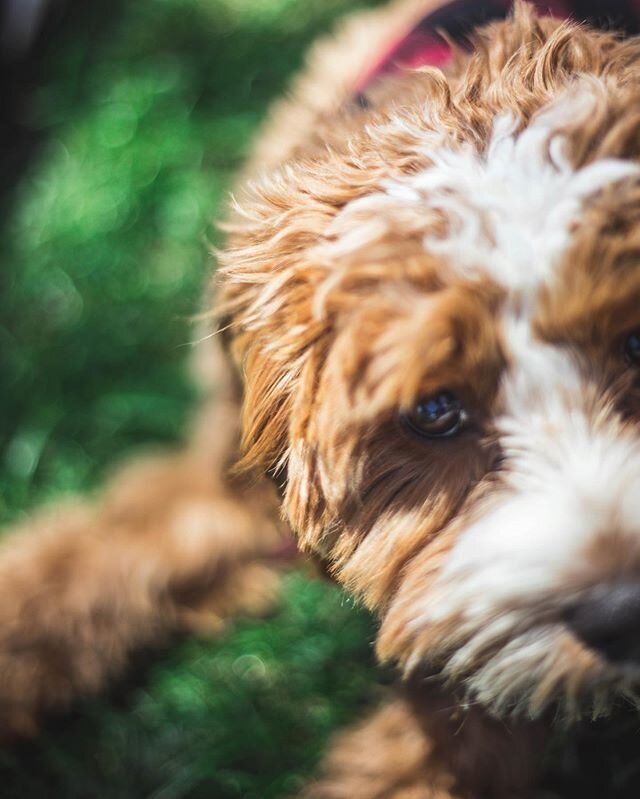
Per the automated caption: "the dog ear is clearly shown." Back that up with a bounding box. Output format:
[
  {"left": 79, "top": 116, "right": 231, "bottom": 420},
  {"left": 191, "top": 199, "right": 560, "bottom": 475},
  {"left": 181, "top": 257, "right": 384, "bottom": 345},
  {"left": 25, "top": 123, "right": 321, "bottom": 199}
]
[
  {"left": 215, "top": 82, "right": 433, "bottom": 469},
  {"left": 214, "top": 173, "right": 342, "bottom": 479}
]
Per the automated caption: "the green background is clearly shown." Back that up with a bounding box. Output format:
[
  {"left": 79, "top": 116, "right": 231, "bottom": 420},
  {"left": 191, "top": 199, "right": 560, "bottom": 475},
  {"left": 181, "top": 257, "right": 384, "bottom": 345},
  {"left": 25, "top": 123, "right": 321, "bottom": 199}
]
[
  {"left": 1, "top": 1, "right": 639, "bottom": 796},
  {"left": 0, "top": 1, "right": 384, "bottom": 796}
]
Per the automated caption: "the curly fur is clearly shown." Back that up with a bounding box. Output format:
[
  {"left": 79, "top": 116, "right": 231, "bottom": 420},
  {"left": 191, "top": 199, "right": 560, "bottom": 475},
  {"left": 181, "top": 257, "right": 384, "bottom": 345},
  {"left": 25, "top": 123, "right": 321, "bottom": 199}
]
[
  {"left": 217, "top": 1, "right": 640, "bottom": 794},
  {"left": 3, "top": 2, "right": 640, "bottom": 797}
]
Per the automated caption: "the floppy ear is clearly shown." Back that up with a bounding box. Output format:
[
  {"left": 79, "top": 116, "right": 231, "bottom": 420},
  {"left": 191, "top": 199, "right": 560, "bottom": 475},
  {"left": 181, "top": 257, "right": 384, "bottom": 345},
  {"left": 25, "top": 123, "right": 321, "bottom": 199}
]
[
  {"left": 214, "top": 145, "right": 395, "bottom": 478},
  {"left": 213, "top": 60, "right": 468, "bottom": 479},
  {"left": 214, "top": 180, "right": 333, "bottom": 478}
]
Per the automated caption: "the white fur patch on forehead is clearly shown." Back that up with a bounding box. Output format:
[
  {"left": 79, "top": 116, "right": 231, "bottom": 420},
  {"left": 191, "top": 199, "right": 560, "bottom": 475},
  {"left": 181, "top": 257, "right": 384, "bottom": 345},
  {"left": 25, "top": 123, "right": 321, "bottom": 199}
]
[{"left": 323, "top": 79, "right": 639, "bottom": 302}]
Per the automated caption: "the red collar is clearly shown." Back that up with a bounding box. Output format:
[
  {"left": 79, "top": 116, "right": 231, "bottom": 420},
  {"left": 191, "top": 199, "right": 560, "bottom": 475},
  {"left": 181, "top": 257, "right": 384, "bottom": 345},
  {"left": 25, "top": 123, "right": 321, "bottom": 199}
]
[{"left": 354, "top": 0, "right": 640, "bottom": 102}]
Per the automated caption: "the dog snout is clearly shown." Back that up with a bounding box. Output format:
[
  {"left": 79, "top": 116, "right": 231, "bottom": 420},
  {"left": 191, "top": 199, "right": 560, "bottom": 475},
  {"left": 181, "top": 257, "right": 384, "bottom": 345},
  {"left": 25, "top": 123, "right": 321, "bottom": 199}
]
[{"left": 565, "top": 582, "right": 640, "bottom": 666}]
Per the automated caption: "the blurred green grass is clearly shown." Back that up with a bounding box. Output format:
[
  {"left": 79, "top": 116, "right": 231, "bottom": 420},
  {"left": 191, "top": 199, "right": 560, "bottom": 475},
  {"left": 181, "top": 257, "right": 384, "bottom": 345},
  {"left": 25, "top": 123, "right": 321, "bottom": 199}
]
[
  {"left": 2, "top": 2, "right": 640, "bottom": 796},
  {"left": 0, "top": 573, "right": 383, "bottom": 799},
  {"left": 0, "top": 0, "right": 385, "bottom": 523},
  {"left": 0, "top": 1, "right": 385, "bottom": 796}
]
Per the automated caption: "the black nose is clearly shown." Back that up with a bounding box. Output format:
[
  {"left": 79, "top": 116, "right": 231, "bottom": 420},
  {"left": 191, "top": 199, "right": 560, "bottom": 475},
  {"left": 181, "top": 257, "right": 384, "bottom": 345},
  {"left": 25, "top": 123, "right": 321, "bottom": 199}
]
[{"left": 565, "top": 582, "right": 640, "bottom": 665}]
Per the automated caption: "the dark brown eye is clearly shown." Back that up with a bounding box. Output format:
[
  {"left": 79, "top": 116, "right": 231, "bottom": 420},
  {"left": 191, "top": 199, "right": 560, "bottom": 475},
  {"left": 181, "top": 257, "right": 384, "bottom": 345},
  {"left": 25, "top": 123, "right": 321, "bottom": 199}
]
[
  {"left": 624, "top": 331, "right": 640, "bottom": 366},
  {"left": 404, "top": 390, "right": 467, "bottom": 439}
]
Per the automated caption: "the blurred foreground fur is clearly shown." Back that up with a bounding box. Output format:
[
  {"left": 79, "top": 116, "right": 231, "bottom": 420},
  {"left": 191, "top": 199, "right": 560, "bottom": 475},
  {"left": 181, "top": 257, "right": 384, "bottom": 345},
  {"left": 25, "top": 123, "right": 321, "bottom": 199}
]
[
  {"left": 4, "top": 0, "right": 640, "bottom": 796},
  {"left": 0, "top": 344, "right": 284, "bottom": 735}
]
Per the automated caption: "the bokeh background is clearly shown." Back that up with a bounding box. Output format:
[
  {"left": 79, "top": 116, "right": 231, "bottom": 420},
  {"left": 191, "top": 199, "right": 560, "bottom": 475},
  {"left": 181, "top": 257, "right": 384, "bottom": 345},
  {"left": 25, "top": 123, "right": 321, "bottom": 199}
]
[
  {"left": 2, "top": 1, "right": 640, "bottom": 797},
  {"left": 0, "top": 1, "right": 386, "bottom": 796}
]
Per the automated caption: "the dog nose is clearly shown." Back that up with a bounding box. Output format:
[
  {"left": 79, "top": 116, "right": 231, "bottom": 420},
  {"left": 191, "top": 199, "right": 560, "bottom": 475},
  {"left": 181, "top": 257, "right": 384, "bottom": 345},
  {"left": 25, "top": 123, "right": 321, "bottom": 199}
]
[{"left": 565, "top": 582, "right": 640, "bottom": 665}]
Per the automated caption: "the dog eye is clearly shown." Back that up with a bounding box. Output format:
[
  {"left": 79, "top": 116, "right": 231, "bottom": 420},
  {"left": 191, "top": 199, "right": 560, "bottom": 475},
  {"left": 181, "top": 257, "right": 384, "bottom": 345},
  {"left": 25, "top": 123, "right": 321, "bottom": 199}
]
[
  {"left": 404, "top": 390, "right": 467, "bottom": 439},
  {"left": 624, "top": 331, "right": 640, "bottom": 366}
]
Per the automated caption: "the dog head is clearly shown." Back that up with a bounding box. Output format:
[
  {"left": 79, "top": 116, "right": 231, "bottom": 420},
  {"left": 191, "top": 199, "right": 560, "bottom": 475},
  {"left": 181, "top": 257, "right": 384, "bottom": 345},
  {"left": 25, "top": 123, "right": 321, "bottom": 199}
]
[{"left": 217, "top": 5, "right": 640, "bottom": 718}]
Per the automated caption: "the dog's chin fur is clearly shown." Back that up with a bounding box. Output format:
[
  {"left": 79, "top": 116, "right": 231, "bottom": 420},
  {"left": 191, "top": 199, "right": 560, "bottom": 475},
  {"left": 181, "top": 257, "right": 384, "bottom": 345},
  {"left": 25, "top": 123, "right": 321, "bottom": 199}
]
[{"left": 218, "top": 0, "right": 640, "bottom": 722}]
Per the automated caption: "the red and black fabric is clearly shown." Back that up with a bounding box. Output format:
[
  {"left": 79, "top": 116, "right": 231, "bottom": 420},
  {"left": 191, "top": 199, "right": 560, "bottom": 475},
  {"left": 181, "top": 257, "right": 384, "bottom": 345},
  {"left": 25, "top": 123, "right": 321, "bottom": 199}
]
[{"left": 355, "top": 0, "right": 640, "bottom": 103}]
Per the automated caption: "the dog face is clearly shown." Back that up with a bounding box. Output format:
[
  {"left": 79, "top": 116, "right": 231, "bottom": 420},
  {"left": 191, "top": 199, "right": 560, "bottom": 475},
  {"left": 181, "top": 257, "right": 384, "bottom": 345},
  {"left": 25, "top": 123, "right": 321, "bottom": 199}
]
[{"left": 219, "top": 8, "right": 640, "bottom": 718}]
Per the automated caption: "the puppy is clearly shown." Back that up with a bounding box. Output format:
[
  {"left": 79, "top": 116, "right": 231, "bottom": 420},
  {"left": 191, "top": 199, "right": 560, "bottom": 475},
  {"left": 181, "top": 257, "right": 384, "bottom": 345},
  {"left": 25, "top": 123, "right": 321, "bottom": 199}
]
[
  {"left": 216, "top": 0, "right": 640, "bottom": 795},
  {"left": 3, "top": 0, "right": 640, "bottom": 796}
]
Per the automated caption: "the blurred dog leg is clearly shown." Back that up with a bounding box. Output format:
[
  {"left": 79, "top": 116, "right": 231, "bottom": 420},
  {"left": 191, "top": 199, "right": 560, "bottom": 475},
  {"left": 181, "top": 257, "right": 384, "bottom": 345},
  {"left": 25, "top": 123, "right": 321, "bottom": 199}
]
[
  {"left": 0, "top": 340, "right": 285, "bottom": 737},
  {"left": 302, "top": 685, "right": 546, "bottom": 799}
]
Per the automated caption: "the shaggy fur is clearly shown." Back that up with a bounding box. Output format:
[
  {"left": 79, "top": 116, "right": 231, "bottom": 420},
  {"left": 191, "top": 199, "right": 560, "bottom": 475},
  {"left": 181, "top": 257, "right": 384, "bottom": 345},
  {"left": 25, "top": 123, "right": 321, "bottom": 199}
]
[
  {"left": 3, "top": 0, "right": 640, "bottom": 796},
  {"left": 218, "top": 1, "right": 640, "bottom": 794}
]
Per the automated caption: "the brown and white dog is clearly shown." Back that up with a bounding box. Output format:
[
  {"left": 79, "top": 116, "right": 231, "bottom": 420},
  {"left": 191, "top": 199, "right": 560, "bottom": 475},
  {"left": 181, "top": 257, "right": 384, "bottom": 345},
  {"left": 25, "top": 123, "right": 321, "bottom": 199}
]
[
  {"left": 3, "top": 0, "right": 640, "bottom": 795},
  {"left": 218, "top": 0, "right": 640, "bottom": 793}
]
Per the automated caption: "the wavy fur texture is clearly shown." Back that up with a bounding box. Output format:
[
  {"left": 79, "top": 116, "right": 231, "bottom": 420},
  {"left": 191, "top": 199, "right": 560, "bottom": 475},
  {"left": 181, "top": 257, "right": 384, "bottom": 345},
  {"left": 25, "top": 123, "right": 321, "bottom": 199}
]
[
  {"left": 3, "top": 2, "right": 640, "bottom": 797},
  {"left": 217, "top": 2, "right": 640, "bottom": 795}
]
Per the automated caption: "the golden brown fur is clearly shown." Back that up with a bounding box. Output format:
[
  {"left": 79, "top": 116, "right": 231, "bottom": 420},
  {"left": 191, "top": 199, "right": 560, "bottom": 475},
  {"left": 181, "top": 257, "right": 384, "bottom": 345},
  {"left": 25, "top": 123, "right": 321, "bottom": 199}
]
[
  {"left": 216, "top": 2, "right": 640, "bottom": 794},
  {"left": 303, "top": 679, "right": 546, "bottom": 799},
  {"left": 3, "top": 2, "right": 640, "bottom": 797}
]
